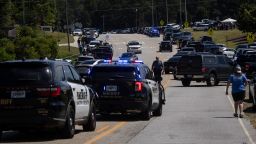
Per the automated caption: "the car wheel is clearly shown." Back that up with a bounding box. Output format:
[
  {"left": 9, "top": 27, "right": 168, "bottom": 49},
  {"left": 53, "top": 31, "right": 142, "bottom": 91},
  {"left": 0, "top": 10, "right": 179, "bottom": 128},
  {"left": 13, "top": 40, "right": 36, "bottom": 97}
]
[
  {"left": 0, "top": 130, "right": 2, "bottom": 140},
  {"left": 182, "top": 79, "right": 191, "bottom": 87},
  {"left": 153, "top": 94, "right": 163, "bottom": 116},
  {"left": 83, "top": 102, "right": 96, "bottom": 131},
  {"left": 165, "top": 69, "right": 169, "bottom": 74},
  {"left": 207, "top": 73, "right": 217, "bottom": 86},
  {"left": 141, "top": 97, "right": 151, "bottom": 120},
  {"left": 62, "top": 106, "right": 75, "bottom": 138}
]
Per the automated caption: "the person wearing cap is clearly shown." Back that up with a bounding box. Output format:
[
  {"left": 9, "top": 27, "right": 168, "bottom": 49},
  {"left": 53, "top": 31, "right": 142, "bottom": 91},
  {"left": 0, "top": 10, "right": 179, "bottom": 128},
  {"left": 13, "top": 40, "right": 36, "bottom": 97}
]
[
  {"left": 226, "top": 66, "right": 248, "bottom": 118},
  {"left": 152, "top": 57, "right": 163, "bottom": 83}
]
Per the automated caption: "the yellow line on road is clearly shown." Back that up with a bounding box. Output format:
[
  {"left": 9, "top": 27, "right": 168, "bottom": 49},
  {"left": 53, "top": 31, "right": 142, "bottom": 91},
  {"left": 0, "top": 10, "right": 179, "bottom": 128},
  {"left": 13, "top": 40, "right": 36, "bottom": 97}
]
[
  {"left": 227, "top": 95, "right": 255, "bottom": 144},
  {"left": 95, "top": 125, "right": 111, "bottom": 133},
  {"left": 84, "top": 122, "right": 127, "bottom": 144}
]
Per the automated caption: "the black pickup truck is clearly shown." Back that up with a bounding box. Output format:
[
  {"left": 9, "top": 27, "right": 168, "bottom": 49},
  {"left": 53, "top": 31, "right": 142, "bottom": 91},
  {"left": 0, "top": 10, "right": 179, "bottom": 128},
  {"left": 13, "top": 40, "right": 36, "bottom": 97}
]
[{"left": 176, "top": 53, "right": 233, "bottom": 86}]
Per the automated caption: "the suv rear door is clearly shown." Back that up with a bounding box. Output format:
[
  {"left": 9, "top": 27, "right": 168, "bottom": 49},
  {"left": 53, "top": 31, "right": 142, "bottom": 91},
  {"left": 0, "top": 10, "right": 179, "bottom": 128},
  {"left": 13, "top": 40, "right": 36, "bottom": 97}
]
[
  {"left": 177, "top": 55, "right": 203, "bottom": 75},
  {"left": 91, "top": 66, "right": 137, "bottom": 99},
  {"left": 63, "top": 65, "right": 89, "bottom": 119}
]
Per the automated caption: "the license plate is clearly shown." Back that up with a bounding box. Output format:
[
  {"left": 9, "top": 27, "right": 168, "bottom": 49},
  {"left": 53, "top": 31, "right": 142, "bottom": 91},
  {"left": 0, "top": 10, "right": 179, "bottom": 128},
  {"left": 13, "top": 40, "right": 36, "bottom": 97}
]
[
  {"left": 11, "top": 91, "right": 26, "bottom": 98},
  {"left": 106, "top": 85, "right": 117, "bottom": 92}
]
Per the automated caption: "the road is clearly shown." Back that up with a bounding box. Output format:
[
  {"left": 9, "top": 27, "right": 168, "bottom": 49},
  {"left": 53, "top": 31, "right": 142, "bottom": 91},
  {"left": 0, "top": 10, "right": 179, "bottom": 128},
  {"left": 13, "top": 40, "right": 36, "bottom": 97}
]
[{"left": 1, "top": 34, "right": 256, "bottom": 144}]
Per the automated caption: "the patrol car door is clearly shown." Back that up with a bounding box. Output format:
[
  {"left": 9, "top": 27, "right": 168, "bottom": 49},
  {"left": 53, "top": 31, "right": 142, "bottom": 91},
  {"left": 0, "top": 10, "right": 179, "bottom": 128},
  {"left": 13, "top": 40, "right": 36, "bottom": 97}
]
[
  {"left": 144, "top": 67, "right": 160, "bottom": 104},
  {"left": 64, "top": 66, "right": 90, "bottom": 119}
]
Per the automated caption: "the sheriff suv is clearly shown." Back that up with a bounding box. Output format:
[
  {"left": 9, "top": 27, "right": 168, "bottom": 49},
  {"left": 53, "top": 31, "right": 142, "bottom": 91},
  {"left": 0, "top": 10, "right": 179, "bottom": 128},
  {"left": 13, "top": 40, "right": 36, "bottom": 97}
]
[
  {"left": 89, "top": 60, "right": 164, "bottom": 120},
  {"left": 0, "top": 59, "right": 96, "bottom": 139},
  {"left": 176, "top": 53, "right": 233, "bottom": 86}
]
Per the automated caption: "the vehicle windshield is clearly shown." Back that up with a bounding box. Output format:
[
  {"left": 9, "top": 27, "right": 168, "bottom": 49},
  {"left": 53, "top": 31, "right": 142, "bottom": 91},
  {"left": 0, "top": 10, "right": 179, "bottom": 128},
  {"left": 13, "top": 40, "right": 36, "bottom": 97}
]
[
  {"left": 0, "top": 64, "right": 52, "bottom": 85},
  {"left": 128, "top": 41, "right": 140, "bottom": 45},
  {"left": 91, "top": 66, "right": 136, "bottom": 79},
  {"left": 121, "top": 53, "right": 133, "bottom": 57}
]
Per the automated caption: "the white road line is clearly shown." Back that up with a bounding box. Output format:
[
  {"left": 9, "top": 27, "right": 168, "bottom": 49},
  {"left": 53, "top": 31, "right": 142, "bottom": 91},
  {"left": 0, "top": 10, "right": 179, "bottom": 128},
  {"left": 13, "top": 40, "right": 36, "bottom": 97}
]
[{"left": 227, "top": 95, "right": 255, "bottom": 144}]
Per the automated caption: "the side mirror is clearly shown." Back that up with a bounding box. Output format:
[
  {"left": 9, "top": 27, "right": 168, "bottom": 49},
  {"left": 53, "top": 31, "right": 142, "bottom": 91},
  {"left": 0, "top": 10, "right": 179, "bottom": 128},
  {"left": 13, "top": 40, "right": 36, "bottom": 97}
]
[{"left": 81, "top": 78, "right": 86, "bottom": 84}]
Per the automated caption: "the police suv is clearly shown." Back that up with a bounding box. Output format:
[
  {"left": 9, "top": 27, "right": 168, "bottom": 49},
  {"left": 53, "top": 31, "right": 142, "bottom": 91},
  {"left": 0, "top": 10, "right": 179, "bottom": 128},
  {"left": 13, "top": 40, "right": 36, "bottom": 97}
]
[
  {"left": 89, "top": 60, "right": 164, "bottom": 120},
  {"left": 0, "top": 59, "right": 96, "bottom": 139}
]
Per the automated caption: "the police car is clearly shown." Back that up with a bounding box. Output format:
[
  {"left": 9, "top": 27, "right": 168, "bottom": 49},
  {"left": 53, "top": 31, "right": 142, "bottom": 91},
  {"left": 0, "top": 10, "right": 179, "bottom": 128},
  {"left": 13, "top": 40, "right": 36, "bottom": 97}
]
[
  {"left": 0, "top": 59, "right": 96, "bottom": 139},
  {"left": 89, "top": 60, "right": 164, "bottom": 120}
]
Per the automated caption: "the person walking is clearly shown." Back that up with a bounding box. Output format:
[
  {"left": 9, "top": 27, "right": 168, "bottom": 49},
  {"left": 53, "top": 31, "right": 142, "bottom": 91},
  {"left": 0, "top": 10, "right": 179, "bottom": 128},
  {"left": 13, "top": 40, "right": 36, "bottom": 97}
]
[
  {"left": 152, "top": 57, "right": 163, "bottom": 83},
  {"left": 226, "top": 66, "right": 248, "bottom": 118}
]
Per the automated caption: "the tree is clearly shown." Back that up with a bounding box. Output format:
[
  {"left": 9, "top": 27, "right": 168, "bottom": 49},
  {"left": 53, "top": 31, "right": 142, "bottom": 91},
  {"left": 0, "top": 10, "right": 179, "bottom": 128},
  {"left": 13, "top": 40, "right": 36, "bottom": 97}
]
[
  {"left": 237, "top": 3, "right": 256, "bottom": 33},
  {"left": 0, "top": 0, "right": 15, "bottom": 37}
]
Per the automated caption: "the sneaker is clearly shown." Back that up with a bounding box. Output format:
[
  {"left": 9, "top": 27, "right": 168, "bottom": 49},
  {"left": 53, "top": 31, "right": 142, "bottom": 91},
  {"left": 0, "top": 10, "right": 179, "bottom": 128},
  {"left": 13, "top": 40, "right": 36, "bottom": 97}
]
[
  {"left": 239, "top": 114, "right": 244, "bottom": 118},
  {"left": 234, "top": 113, "right": 238, "bottom": 117}
]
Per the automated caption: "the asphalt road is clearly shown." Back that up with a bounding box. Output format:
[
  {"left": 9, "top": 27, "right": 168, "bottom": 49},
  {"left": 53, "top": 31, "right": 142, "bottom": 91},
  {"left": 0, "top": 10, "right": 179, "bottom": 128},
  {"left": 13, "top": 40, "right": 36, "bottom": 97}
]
[{"left": 1, "top": 34, "right": 256, "bottom": 144}]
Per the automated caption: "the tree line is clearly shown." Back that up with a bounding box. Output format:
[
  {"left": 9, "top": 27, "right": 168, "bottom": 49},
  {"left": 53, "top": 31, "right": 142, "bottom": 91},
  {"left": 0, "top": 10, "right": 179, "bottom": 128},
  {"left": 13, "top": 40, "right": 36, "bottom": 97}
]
[{"left": 0, "top": 0, "right": 255, "bottom": 61}]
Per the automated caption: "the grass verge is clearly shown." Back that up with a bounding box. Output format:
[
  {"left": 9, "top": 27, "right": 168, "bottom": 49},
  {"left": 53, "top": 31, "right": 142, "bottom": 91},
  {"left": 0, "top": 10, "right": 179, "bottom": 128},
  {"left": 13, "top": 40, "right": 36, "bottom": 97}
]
[
  {"left": 184, "top": 28, "right": 245, "bottom": 48},
  {"left": 46, "top": 32, "right": 75, "bottom": 44},
  {"left": 57, "top": 46, "right": 79, "bottom": 60}
]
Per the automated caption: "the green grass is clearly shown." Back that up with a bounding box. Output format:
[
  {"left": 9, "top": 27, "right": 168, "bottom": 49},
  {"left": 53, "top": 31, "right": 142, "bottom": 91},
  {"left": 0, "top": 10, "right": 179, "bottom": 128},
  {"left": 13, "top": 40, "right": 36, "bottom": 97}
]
[
  {"left": 57, "top": 46, "right": 79, "bottom": 59},
  {"left": 184, "top": 28, "right": 245, "bottom": 48},
  {"left": 46, "top": 32, "right": 75, "bottom": 44}
]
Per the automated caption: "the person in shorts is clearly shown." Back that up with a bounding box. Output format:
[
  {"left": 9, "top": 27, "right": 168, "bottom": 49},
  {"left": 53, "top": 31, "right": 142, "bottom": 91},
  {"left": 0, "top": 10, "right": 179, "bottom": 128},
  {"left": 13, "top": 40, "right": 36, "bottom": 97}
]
[{"left": 226, "top": 66, "right": 248, "bottom": 118}]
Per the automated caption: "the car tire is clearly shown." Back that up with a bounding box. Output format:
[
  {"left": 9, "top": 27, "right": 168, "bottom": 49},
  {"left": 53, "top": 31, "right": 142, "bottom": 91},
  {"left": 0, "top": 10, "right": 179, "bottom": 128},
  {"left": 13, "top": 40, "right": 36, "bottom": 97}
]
[
  {"left": 207, "top": 73, "right": 217, "bottom": 86},
  {"left": 0, "top": 130, "right": 2, "bottom": 140},
  {"left": 83, "top": 102, "right": 96, "bottom": 132},
  {"left": 165, "top": 69, "right": 169, "bottom": 74},
  {"left": 153, "top": 94, "right": 163, "bottom": 117},
  {"left": 141, "top": 97, "right": 151, "bottom": 120},
  {"left": 182, "top": 79, "right": 191, "bottom": 87},
  {"left": 62, "top": 106, "right": 75, "bottom": 139}
]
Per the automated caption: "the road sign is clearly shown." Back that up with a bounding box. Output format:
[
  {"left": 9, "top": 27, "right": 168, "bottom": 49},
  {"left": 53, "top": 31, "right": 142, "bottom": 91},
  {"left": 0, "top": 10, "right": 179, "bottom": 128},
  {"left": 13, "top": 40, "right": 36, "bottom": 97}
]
[
  {"left": 208, "top": 28, "right": 214, "bottom": 36},
  {"left": 247, "top": 32, "right": 255, "bottom": 43},
  {"left": 160, "top": 20, "right": 165, "bottom": 26},
  {"left": 184, "top": 21, "right": 189, "bottom": 28}
]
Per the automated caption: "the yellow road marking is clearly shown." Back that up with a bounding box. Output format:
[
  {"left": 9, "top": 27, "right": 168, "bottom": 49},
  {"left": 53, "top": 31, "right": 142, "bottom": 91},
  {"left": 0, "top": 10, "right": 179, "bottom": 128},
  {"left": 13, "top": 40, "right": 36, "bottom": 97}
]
[
  {"left": 95, "top": 125, "right": 111, "bottom": 133},
  {"left": 227, "top": 95, "right": 255, "bottom": 144},
  {"left": 84, "top": 122, "right": 127, "bottom": 144}
]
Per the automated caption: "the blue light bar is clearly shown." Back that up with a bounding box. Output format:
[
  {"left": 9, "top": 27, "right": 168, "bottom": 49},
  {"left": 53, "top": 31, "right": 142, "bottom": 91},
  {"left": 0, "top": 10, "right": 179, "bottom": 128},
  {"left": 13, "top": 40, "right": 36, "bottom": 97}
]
[
  {"left": 118, "top": 60, "right": 129, "bottom": 63},
  {"left": 103, "top": 60, "right": 112, "bottom": 63},
  {"left": 133, "top": 60, "right": 144, "bottom": 64}
]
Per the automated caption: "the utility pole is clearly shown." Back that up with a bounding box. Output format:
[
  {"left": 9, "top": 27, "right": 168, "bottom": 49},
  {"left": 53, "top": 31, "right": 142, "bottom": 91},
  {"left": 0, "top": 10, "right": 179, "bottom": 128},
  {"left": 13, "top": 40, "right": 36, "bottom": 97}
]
[
  {"left": 152, "top": 0, "right": 154, "bottom": 26},
  {"left": 165, "top": 0, "right": 168, "bottom": 24},
  {"left": 136, "top": 9, "right": 138, "bottom": 31},
  {"left": 65, "top": 0, "right": 70, "bottom": 52},
  {"left": 22, "top": 0, "right": 25, "bottom": 25},
  {"left": 185, "top": 0, "right": 187, "bottom": 22},
  {"left": 179, "top": 0, "right": 182, "bottom": 26},
  {"left": 102, "top": 14, "right": 105, "bottom": 32}
]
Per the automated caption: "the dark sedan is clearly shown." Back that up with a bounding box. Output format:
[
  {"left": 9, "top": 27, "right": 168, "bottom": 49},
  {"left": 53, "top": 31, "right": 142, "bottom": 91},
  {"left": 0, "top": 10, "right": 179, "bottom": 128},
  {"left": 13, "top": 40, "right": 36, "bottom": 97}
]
[
  {"left": 159, "top": 41, "right": 172, "bottom": 52},
  {"left": 119, "top": 52, "right": 138, "bottom": 61}
]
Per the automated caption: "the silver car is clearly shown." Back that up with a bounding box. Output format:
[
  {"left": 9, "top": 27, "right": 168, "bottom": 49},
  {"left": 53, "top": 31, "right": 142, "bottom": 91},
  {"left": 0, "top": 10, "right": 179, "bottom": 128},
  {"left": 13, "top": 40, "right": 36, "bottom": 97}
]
[{"left": 127, "top": 41, "right": 142, "bottom": 54}]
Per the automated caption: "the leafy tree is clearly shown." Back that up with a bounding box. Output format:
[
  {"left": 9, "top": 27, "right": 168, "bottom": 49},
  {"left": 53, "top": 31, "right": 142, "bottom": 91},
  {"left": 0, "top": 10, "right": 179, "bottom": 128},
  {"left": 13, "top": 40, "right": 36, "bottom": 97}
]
[
  {"left": 0, "top": 38, "right": 15, "bottom": 61},
  {"left": 237, "top": 3, "right": 256, "bottom": 33}
]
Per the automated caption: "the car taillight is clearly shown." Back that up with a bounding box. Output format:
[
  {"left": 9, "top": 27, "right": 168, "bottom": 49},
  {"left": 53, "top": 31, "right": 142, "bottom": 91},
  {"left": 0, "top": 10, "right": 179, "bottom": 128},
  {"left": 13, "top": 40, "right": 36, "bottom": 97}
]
[
  {"left": 135, "top": 82, "right": 142, "bottom": 92},
  {"left": 37, "top": 87, "right": 61, "bottom": 97},
  {"left": 201, "top": 67, "right": 208, "bottom": 73},
  {"left": 245, "top": 64, "right": 250, "bottom": 71}
]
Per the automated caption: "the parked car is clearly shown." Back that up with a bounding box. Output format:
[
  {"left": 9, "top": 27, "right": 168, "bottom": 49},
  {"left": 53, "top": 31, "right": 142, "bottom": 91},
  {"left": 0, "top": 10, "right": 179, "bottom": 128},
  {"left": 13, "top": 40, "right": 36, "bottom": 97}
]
[
  {"left": 0, "top": 59, "right": 97, "bottom": 138},
  {"left": 73, "top": 29, "right": 83, "bottom": 36},
  {"left": 75, "top": 59, "right": 104, "bottom": 80},
  {"left": 119, "top": 52, "right": 138, "bottom": 61},
  {"left": 159, "top": 41, "right": 172, "bottom": 52},
  {"left": 127, "top": 41, "right": 142, "bottom": 54},
  {"left": 176, "top": 53, "right": 233, "bottom": 86},
  {"left": 192, "top": 23, "right": 209, "bottom": 31},
  {"left": 75, "top": 55, "right": 94, "bottom": 66},
  {"left": 223, "top": 48, "right": 235, "bottom": 59}
]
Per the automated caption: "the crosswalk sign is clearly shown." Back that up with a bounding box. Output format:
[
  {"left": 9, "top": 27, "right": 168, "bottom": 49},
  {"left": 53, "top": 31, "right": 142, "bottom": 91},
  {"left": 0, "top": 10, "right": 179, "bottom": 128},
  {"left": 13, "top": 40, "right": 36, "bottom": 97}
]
[
  {"left": 247, "top": 32, "right": 255, "bottom": 43},
  {"left": 184, "top": 21, "right": 189, "bottom": 28},
  {"left": 208, "top": 28, "right": 213, "bottom": 36},
  {"left": 160, "top": 20, "right": 165, "bottom": 26}
]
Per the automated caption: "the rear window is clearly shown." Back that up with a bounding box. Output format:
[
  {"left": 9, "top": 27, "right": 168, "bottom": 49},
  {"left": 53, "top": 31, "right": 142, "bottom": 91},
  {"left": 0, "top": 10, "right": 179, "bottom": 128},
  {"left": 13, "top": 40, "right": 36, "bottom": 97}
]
[
  {"left": 0, "top": 63, "right": 52, "bottom": 85},
  {"left": 76, "top": 66, "right": 90, "bottom": 74},
  {"left": 203, "top": 56, "right": 216, "bottom": 64},
  {"left": 91, "top": 66, "right": 136, "bottom": 79},
  {"left": 179, "top": 56, "right": 202, "bottom": 67},
  {"left": 78, "top": 57, "right": 93, "bottom": 61}
]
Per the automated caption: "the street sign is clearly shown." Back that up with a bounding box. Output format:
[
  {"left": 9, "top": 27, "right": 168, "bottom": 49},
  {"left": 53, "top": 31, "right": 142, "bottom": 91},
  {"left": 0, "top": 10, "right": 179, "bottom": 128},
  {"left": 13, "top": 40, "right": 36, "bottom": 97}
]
[
  {"left": 184, "top": 21, "right": 189, "bottom": 28},
  {"left": 247, "top": 32, "right": 255, "bottom": 43},
  {"left": 208, "top": 28, "right": 214, "bottom": 36},
  {"left": 160, "top": 20, "right": 165, "bottom": 26}
]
